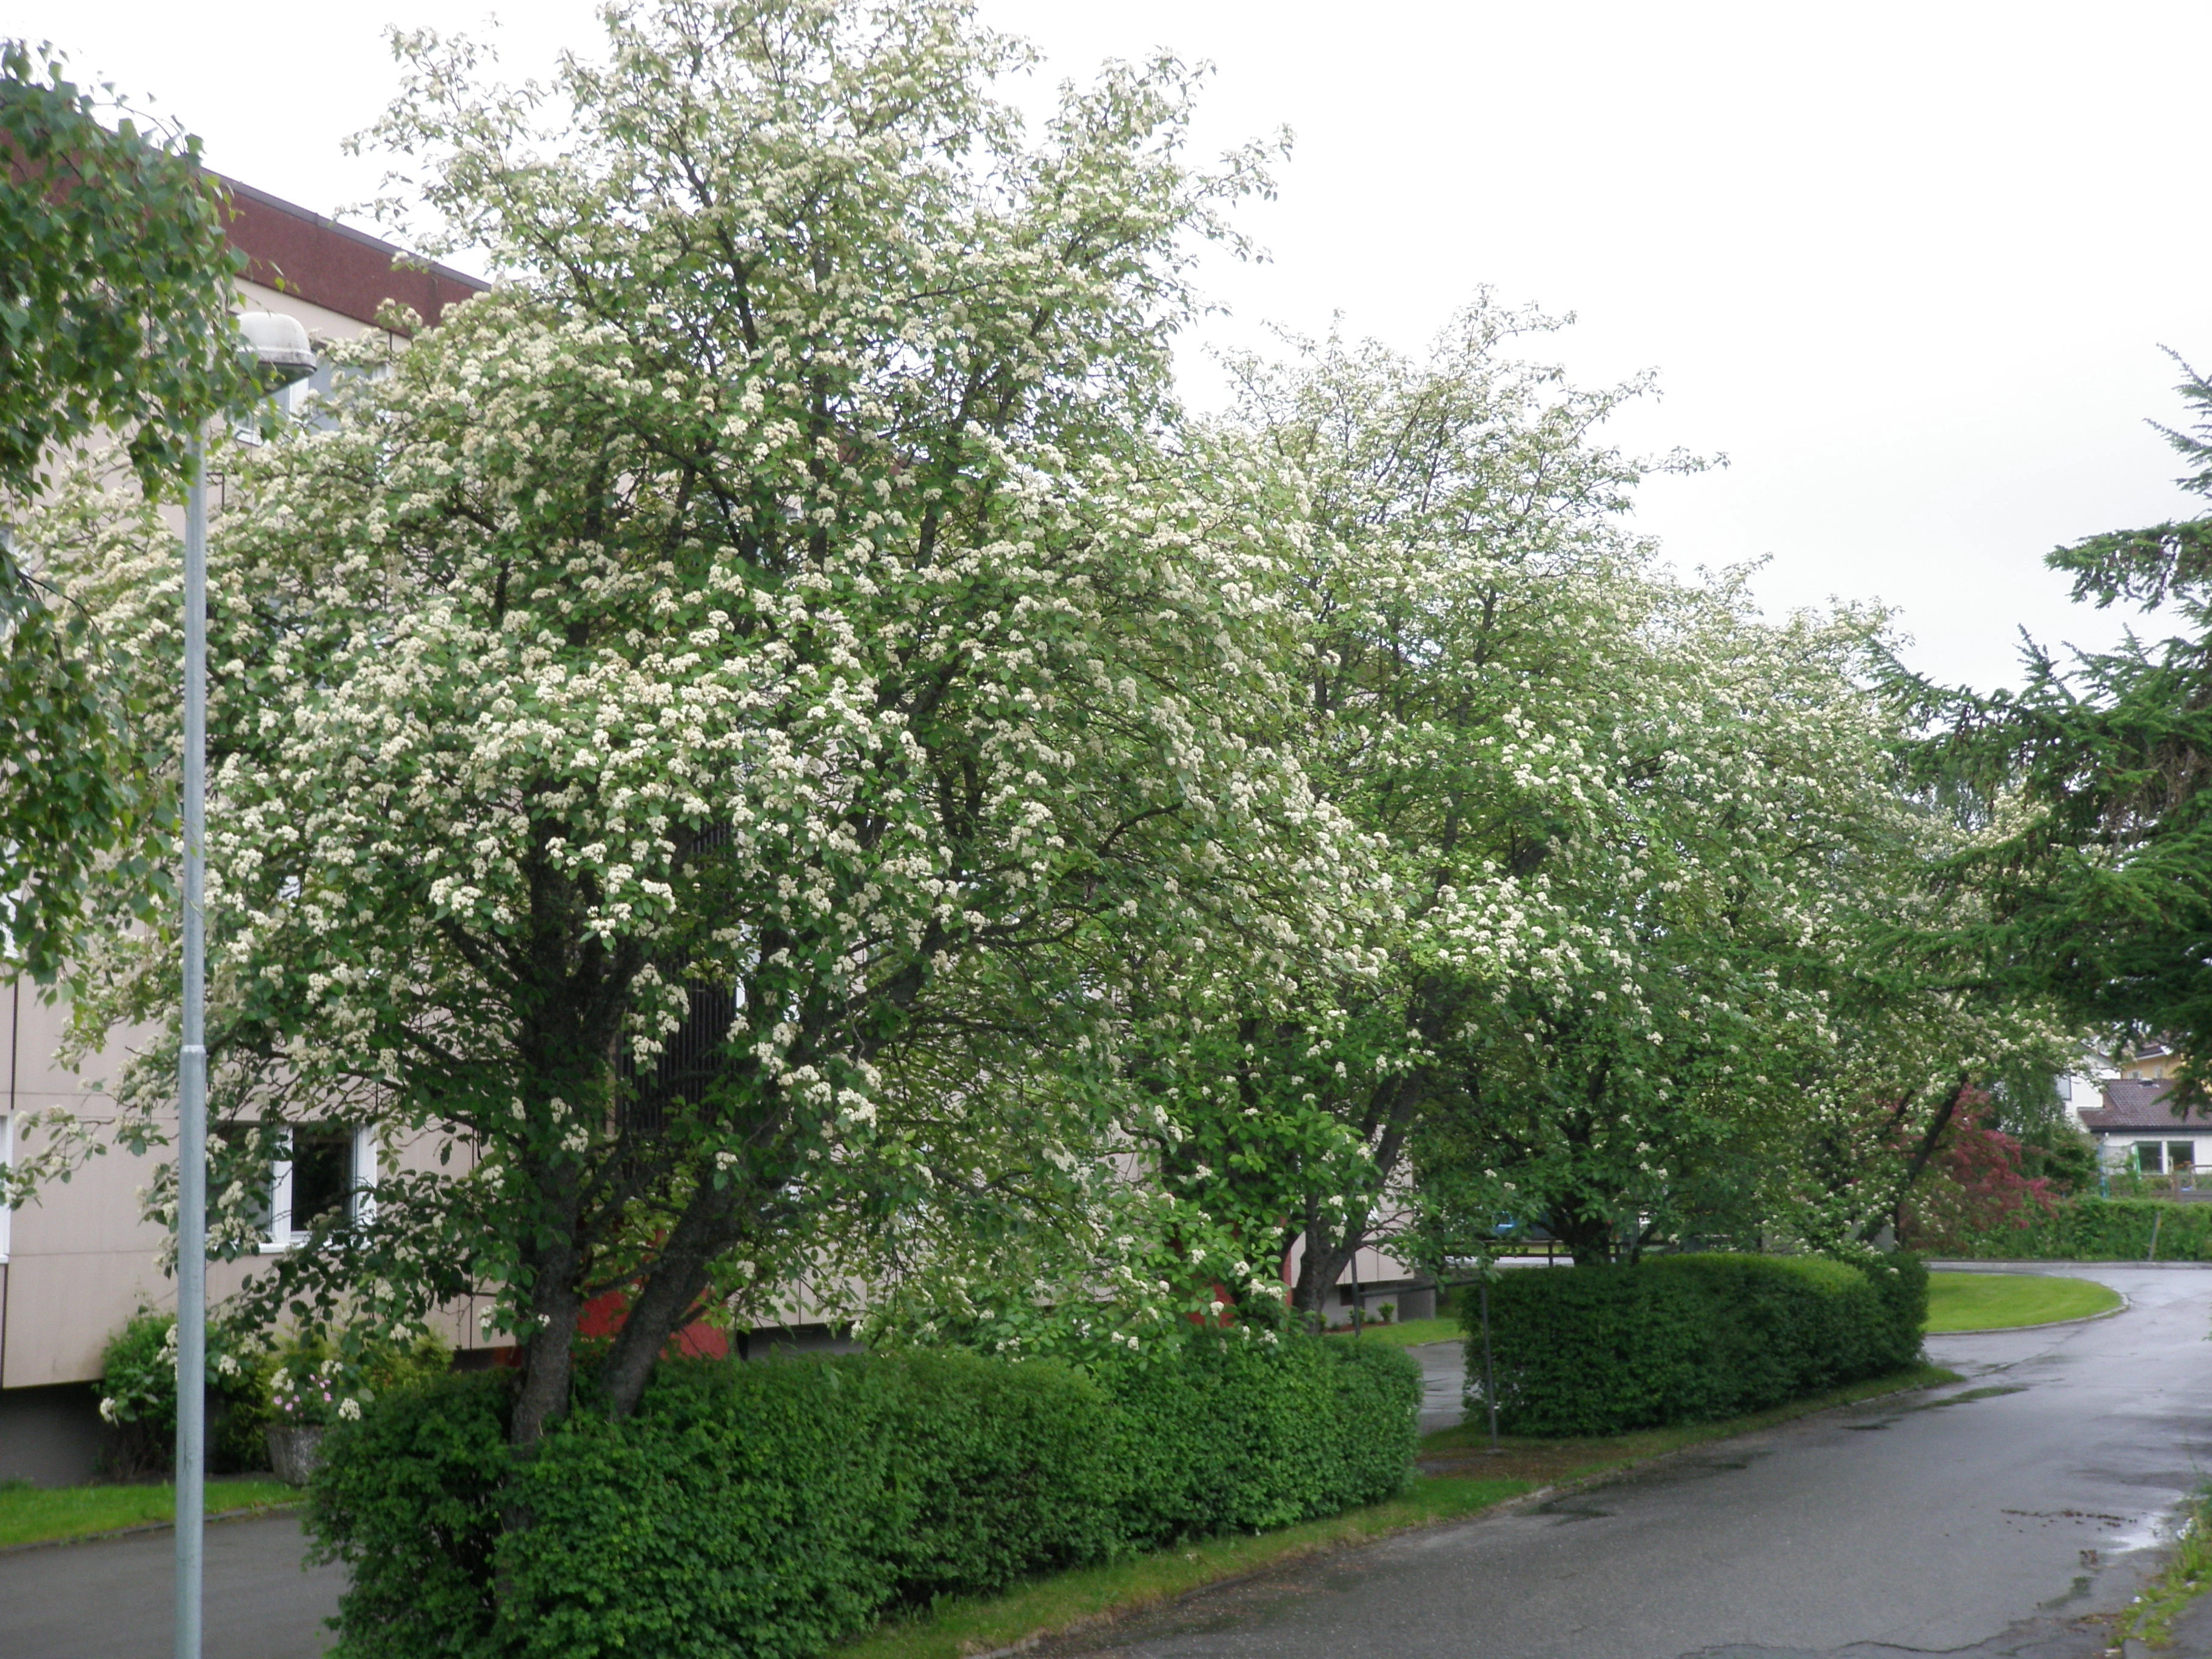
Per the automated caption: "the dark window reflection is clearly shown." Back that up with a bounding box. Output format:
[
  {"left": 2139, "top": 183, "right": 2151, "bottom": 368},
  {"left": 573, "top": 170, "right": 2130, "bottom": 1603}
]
[{"left": 292, "top": 1128, "right": 353, "bottom": 1227}]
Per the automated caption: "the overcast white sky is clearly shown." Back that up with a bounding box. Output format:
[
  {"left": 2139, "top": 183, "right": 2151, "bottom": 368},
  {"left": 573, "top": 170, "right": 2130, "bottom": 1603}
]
[{"left": 23, "top": 1, "right": 2210, "bottom": 691}]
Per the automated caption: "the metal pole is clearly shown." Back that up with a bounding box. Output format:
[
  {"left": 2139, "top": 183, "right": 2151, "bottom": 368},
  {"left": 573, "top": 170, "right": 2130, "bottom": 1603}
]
[
  {"left": 175, "top": 434, "right": 208, "bottom": 1659},
  {"left": 1349, "top": 1243, "right": 1362, "bottom": 1337},
  {"left": 1480, "top": 1278, "right": 1499, "bottom": 1453}
]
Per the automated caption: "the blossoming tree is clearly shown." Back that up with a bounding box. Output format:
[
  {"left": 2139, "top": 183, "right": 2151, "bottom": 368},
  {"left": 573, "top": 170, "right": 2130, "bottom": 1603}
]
[
  {"left": 21, "top": 0, "right": 1363, "bottom": 1446},
  {"left": 1141, "top": 304, "right": 2074, "bottom": 1284}
]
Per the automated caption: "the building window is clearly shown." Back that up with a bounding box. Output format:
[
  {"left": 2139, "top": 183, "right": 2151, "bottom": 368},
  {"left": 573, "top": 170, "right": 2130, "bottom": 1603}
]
[
  {"left": 2137, "top": 1142, "right": 2165, "bottom": 1174},
  {"left": 222, "top": 1123, "right": 376, "bottom": 1250},
  {"left": 2171, "top": 1142, "right": 2197, "bottom": 1170},
  {"left": 290, "top": 1127, "right": 354, "bottom": 1230}
]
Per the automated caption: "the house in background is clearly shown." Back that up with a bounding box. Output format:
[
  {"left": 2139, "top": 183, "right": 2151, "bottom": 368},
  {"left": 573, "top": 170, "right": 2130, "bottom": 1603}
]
[
  {"left": 0, "top": 180, "right": 489, "bottom": 1484},
  {"left": 2112, "top": 1039, "right": 2184, "bottom": 1084},
  {"left": 2075, "top": 1076, "right": 2212, "bottom": 1191}
]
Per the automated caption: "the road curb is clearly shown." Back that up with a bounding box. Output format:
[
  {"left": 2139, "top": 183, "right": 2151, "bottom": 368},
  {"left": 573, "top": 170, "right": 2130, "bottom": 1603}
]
[
  {"left": 1926, "top": 1258, "right": 2212, "bottom": 1270},
  {"left": 1421, "top": 1369, "right": 1962, "bottom": 1513}
]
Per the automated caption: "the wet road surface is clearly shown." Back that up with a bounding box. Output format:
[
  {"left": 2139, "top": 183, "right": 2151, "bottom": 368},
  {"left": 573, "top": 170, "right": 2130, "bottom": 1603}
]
[
  {"left": 0, "top": 1511, "right": 338, "bottom": 1659},
  {"left": 2, "top": 1266, "right": 2202, "bottom": 1658},
  {"left": 1044, "top": 1264, "right": 2212, "bottom": 1659}
]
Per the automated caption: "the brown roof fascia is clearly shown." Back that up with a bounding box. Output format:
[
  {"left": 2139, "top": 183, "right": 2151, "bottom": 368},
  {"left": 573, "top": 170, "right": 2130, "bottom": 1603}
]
[{"left": 216, "top": 173, "right": 488, "bottom": 333}]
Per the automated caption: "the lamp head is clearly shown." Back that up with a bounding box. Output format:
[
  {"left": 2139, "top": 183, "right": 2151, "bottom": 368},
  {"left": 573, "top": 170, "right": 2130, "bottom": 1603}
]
[{"left": 236, "top": 310, "right": 317, "bottom": 389}]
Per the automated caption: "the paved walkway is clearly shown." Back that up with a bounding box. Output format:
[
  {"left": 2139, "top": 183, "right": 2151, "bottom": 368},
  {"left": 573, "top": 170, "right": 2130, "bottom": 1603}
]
[
  {"left": 1412, "top": 1338, "right": 1466, "bottom": 1433},
  {"left": 1044, "top": 1264, "right": 2212, "bottom": 1658}
]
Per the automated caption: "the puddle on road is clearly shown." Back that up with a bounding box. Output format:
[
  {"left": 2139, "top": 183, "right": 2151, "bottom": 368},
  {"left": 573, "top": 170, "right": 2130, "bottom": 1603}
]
[
  {"left": 1842, "top": 1384, "right": 2029, "bottom": 1432},
  {"left": 2035, "top": 1573, "right": 2094, "bottom": 1611},
  {"left": 1535, "top": 1496, "right": 1615, "bottom": 1523},
  {"left": 1532, "top": 1450, "right": 1770, "bottom": 1520},
  {"left": 1923, "top": 1385, "right": 2030, "bottom": 1407},
  {"left": 1640, "top": 1450, "right": 1765, "bottom": 1480},
  {"left": 2106, "top": 1510, "right": 2184, "bottom": 1554}
]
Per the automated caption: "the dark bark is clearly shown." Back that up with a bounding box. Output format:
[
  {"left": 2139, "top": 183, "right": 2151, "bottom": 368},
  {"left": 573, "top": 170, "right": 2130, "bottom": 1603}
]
[
  {"left": 594, "top": 1176, "right": 744, "bottom": 1418},
  {"left": 1545, "top": 1193, "right": 1618, "bottom": 1266},
  {"left": 510, "top": 1270, "right": 582, "bottom": 1449},
  {"left": 1293, "top": 1218, "right": 1361, "bottom": 1326},
  {"left": 1880, "top": 1071, "right": 1974, "bottom": 1240}
]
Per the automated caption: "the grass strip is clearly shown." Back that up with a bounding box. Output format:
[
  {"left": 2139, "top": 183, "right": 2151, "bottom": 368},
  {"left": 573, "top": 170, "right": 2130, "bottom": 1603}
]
[
  {"left": 840, "top": 1473, "right": 1529, "bottom": 1659},
  {"left": 839, "top": 1362, "right": 1957, "bottom": 1659},
  {"left": 2119, "top": 1486, "right": 2212, "bottom": 1650},
  {"left": 1923, "top": 1270, "right": 2122, "bottom": 1333},
  {"left": 1318, "top": 1316, "right": 1458, "bottom": 1348},
  {"left": 0, "top": 1478, "right": 301, "bottom": 1549}
]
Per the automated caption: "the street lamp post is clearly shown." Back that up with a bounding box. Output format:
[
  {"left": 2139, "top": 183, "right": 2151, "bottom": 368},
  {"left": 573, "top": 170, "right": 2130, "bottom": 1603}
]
[{"left": 175, "top": 310, "right": 315, "bottom": 1659}]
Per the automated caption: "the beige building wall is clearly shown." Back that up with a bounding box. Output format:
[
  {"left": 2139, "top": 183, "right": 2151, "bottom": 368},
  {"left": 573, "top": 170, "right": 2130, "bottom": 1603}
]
[
  {"left": 0, "top": 983, "right": 498, "bottom": 1387},
  {"left": 0, "top": 263, "right": 474, "bottom": 1395}
]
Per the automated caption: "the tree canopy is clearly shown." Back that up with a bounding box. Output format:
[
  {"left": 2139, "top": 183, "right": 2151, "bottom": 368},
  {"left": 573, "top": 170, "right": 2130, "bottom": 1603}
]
[
  {"left": 8, "top": 0, "right": 2088, "bottom": 1444},
  {"left": 1910, "top": 354, "right": 2212, "bottom": 1094},
  {"left": 19, "top": 0, "right": 1356, "bottom": 1446}
]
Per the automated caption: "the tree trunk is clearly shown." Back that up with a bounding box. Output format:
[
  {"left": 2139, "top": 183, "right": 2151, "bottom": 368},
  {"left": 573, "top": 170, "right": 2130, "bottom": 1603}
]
[
  {"left": 1293, "top": 1207, "right": 1365, "bottom": 1329},
  {"left": 511, "top": 1278, "right": 581, "bottom": 1449},
  {"left": 594, "top": 1187, "right": 736, "bottom": 1419},
  {"left": 1875, "top": 1073, "right": 1972, "bottom": 1243},
  {"left": 1546, "top": 1194, "right": 1617, "bottom": 1266}
]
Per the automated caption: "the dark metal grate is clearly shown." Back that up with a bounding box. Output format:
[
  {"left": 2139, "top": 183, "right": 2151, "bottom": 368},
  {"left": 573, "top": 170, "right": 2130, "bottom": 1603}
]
[{"left": 618, "top": 984, "right": 738, "bottom": 1138}]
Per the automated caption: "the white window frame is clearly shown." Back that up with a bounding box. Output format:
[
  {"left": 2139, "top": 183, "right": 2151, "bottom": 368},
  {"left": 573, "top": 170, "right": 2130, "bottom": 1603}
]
[{"left": 256, "top": 1124, "right": 378, "bottom": 1252}]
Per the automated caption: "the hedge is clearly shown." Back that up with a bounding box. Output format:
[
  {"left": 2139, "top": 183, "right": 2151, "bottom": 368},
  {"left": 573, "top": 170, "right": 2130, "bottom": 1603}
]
[
  {"left": 307, "top": 1332, "right": 1419, "bottom": 1659},
  {"left": 1928, "top": 1198, "right": 2212, "bottom": 1262},
  {"left": 1466, "top": 1253, "right": 1926, "bottom": 1438}
]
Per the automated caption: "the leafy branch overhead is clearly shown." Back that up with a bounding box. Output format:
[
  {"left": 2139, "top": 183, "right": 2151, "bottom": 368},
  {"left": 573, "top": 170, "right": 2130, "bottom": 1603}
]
[
  {"left": 0, "top": 40, "right": 246, "bottom": 988},
  {"left": 0, "top": 39, "right": 246, "bottom": 500}
]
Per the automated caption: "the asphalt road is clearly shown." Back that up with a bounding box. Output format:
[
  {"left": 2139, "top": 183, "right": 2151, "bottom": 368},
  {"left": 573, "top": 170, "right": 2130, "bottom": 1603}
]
[
  {"left": 0, "top": 1512, "right": 340, "bottom": 1659},
  {"left": 1045, "top": 1262, "right": 2212, "bottom": 1659},
  {"left": 4, "top": 1264, "right": 2204, "bottom": 1659}
]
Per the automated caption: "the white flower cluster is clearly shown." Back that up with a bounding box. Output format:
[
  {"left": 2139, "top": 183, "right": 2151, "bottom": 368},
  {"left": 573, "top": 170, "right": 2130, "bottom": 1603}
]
[{"left": 8, "top": 0, "right": 2080, "bottom": 1386}]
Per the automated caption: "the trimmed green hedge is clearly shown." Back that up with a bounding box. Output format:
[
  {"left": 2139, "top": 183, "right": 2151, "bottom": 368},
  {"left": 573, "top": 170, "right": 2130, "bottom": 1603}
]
[
  {"left": 1931, "top": 1198, "right": 2212, "bottom": 1262},
  {"left": 1467, "top": 1253, "right": 1926, "bottom": 1438},
  {"left": 308, "top": 1333, "right": 1418, "bottom": 1659}
]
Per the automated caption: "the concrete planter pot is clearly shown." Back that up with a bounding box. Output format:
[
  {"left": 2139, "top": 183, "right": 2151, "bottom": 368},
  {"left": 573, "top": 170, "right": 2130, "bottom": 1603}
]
[{"left": 266, "top": 1423, "right": 327, "bottom": 1487}]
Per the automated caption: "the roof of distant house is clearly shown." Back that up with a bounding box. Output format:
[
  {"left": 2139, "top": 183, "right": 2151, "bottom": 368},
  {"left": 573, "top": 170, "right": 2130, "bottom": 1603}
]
[
  {"left": 218, "top": 175, "right": 488, "bottom": 332},
  {"left": 2078, "top": 1076, "right": 2212, "bottom": 1132}
]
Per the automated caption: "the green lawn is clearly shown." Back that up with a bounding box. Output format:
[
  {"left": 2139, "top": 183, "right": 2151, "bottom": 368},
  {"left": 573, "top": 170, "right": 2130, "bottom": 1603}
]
[
  {"left": 1327, "top": 1315, "right": 1459, "bottom": 1348},
  {"left": 0, "top": 1478, "right": 301, "bottom": 1550},
  {"left": 1924, "top": 1270, "right": 2121, "bottom": 1333},
  {"left": 837, "top": 1362, "right": 1956, "bottom": 1659}
]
